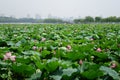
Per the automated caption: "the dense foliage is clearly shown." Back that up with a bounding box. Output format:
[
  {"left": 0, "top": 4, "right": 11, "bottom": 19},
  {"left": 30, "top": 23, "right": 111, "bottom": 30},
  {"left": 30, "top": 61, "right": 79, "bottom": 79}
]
[
  {"left": 0, "top": 24, "right": 120, "bottom": 80},
  {"left": 1, "top": 16, "right": 120, "bottom": 23}
]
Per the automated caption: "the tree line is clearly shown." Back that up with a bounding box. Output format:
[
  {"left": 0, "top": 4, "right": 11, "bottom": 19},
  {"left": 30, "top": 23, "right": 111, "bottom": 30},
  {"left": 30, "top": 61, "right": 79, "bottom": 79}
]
[
  {"left": 0, "top": 16, "right": 66, "bottom": 23},
  {"left": 74, "top": 16, "right": 120, "bottom": 23},
  {"left": 0, "top": 16, "right": 120, "bottom": 23}
]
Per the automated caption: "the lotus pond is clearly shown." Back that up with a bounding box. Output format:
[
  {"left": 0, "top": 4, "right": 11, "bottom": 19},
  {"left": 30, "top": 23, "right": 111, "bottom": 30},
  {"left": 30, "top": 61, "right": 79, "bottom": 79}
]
[{"left": 0, "top": 24, "right": 120, "bottom": 80}]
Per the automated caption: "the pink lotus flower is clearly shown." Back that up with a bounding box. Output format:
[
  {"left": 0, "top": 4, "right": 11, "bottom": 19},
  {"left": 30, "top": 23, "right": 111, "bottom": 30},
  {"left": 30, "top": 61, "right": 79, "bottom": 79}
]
[
  {"left": 41, "top": 37, "right": 46, "bottom": 42},
  {"left": 110, "top": 62, "right": 117, "bottom": 68},
  {"left": 110, "top": 61, "right": 118, "bottom": 68},
  {"left": 96, "top": 48, "right": 102, "bottom": 52},
  {"left": 66, "top": 45, "right": 71, "bottom": 50},
  {"left": 79, "top": 60, "right": 83, "bottom": 65},
  {"left": 3, "top": 52, "right": 12, "bottom": 60},
  {"left": 5, "top": 52, "right": 12, "bottom": 58},
  {"left": 3, "top": 52, "right": 16, "bottom": 62},
  {"left": 10, "top": 56, "right": 16, "bottom": 62},
  {"left": 32, "top": 46, "right": 37, "bottom": 50},
  {"left": 3, "top": 55, "right": 9, "bottom": 60}
]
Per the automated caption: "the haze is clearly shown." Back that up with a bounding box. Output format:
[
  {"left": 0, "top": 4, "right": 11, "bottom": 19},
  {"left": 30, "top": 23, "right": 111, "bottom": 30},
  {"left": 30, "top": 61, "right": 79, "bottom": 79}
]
[{"left": 0, "top": 0, "right": 120, "bottom": 18}]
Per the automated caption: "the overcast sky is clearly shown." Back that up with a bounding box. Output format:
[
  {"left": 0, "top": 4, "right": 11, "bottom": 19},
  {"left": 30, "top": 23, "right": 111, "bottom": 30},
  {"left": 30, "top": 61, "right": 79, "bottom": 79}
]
[{"left": 0, "top": 0, "right": 120, "bottom": 18}]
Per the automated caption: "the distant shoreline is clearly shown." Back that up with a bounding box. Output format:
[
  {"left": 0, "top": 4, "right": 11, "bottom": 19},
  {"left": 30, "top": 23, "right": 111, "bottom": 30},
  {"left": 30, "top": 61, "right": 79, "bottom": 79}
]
[{"left": 0, "top": 22, "right": 120, "bottom": 24}]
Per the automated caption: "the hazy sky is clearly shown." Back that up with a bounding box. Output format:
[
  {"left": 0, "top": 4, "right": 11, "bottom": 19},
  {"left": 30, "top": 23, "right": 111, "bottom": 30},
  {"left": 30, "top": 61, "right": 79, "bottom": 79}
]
[{"left": 0, "top": 0, "right": 120, "bottom": 18}]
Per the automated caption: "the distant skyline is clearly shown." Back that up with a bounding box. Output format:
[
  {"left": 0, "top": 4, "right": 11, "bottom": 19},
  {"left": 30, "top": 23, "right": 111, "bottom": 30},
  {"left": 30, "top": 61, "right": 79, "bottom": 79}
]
[{"left": 0, "top": 0, "right": 120, "bottom": 18}]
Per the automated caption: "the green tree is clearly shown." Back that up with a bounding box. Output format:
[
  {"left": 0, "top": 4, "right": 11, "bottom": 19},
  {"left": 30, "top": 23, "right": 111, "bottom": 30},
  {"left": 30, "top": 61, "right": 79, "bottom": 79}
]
[
  {"left": 116, "top": 17, "right": 120, "bottom": 22},
  {"left": 107, "top": 16, "right": 117, "bottom": 22},
  {"left": 43, "top": 18, "right": 64, "bottom": 23},
  {"left": 95, "top": 16, "right": 102, "bottom": 22},
  {"left": 84, "top": 16, "right": 94, "bottom": 22},
  {"left": 74, "top": 19, "right": 81, "bottom": 23}
]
